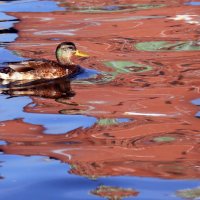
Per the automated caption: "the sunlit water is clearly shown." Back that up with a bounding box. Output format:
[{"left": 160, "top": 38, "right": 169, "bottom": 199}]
[{"left": 0, "top": 0, "right": 200, "bottom": 199}]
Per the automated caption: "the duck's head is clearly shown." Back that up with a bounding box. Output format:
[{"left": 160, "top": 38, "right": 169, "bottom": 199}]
[{"left": 55, "top": 42, "right": 89, "bottom": 65}]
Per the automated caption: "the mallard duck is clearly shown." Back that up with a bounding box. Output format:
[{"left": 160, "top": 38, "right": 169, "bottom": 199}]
[{"left": 0, "top": 42, "right": 89, "bottom": 80}]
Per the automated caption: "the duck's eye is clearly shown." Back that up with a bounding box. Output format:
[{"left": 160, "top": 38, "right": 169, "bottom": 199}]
[{"left": 68, "top": 46, "right": 74, "bottom": 50}]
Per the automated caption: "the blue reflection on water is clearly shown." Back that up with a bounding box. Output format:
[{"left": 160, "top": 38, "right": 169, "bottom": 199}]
[
  {"left": 195, "top": 112, "right": 200, "bottom": 118},
  {"left": 0, "top": 20, "right": 18, "bottom": 29},
  {"left": 0, "top": 34, "right": 18, "bottom": 43},
  {"left": 0, "top": 11, "right": 24, "bottom": 64},
  {"left": 103, "top": 5, "right": 120, "bottom": 11},
  {"left": 0, "top": 48, "right": 25, "bottom": 63},
  {"left": 191, "top": 98, "right": 200, "bottom": 118},
  {"left": 0, "top": 140, "right": 7, "bottom": 145},
  {"left": 117, "top": 118, "right": 131, "bottom": 123},
  {"left": 191, "top": 98, "right": 200, "bottom": 106},
  {"left": 0, "top": 95, "right": 97, "bottom": 134},
  {"left": 0, "top": 155, "right": 100, "bottom": 200},
  {"left": 1, "top": 154, "right": 200, "bottom": 200},
  {"left": 0, "top": 0, "right": 64, "bottom": 12},
  {"left": 185, "top": 2, "right": 200, "bottom": 6},
  {"left": 69, "top": 66, "right": 100, "bottom": 80},
  {"left": 0, "top": 12, "right": 16, "bottom": 21}
]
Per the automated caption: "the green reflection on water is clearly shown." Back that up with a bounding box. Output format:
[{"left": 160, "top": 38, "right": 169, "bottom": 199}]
[
  {"left": 73, "top": 61, "right": 152, "bottom": 85},
  {"left": 135, "top": 41, "right": 200, "bottom": 51},
  {"left": 176, "top": 187, "right": 200, "bottom": 200},
  {"left": 98, "top": 118, "right": 123, "bottom": 126},
  {"left": 104, "top": 61, "right": 152, "bottom": 74},
  {"left": 91, "top": 185, "right": 139, "bottom": 199},
  {"left": 152, "top": 136, "right": 176, "bottom": 143},
  {"left": 68, "top": 4, "right": 165, "bottom": 13}
]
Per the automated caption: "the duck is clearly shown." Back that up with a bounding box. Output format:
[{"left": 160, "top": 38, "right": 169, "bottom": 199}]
[{"left": 0, "top": 42, "right": 89, "bottom": 80}]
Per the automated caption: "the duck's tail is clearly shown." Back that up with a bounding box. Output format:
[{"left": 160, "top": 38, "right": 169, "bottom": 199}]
[
  {"left": 0, "top": 72, "right": 26, "bottom": 80},
  {"left": 0, "top": 72, "right": 9, "bottom": 80}
]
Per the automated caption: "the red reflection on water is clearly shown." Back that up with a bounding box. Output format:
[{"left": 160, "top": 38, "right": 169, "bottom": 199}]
[{"left": 1, "top": 0, "right": 200, "bottom": 180}]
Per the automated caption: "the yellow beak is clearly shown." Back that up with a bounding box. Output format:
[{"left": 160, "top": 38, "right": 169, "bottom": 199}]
[{"left": 75, "top": 50, "right": 89, "bottom": 57}]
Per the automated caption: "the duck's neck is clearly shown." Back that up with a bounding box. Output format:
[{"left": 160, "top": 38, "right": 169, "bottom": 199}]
[{"left": 56, "top": 50, "right": 73, "bottom": 65}]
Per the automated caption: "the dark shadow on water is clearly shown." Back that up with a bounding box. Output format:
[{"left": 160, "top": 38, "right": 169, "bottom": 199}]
[
  {"left": 0, "top": 27, "right": 18, "bottom": 34},
  {"left": 0, "top": 77, "right": 75, "bottom": 99}
]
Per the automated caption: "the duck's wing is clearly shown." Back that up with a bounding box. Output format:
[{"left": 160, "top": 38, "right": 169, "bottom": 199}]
[{"left": 8, "top": 59, "right": 54, "bottom": 72}]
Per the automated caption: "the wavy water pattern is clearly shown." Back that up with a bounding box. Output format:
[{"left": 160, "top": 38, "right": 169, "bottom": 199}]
[{"left": 0, "top": 0, "right": 200, "bottom": 199}]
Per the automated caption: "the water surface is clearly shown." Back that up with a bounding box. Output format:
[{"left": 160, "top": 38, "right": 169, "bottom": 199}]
[{"left": 0, "top": 0, "right": 200, "bottom": 199}]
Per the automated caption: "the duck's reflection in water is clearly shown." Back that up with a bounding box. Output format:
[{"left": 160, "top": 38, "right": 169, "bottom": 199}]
[{"left": 0, "top": 77, "right": 75, "bottom": 99}]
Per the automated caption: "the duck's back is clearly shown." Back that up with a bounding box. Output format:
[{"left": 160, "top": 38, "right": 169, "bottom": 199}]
[
  {"left": 0, "top": 60, "right": 69, "bottom": 80},
  {"left": 22, "top": 60, "right": 69, "bottom": 79}
]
